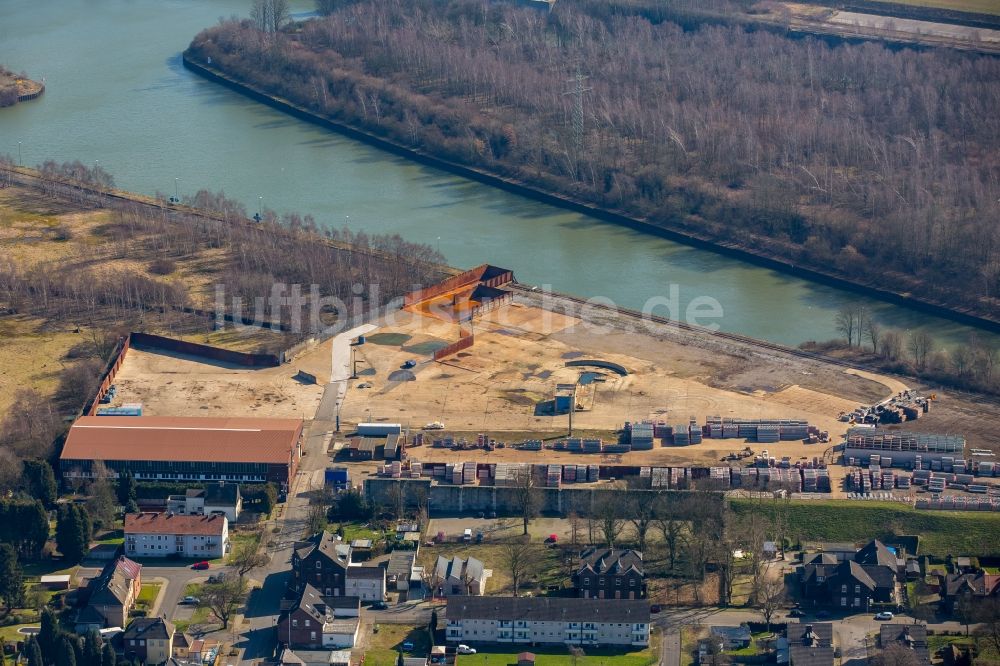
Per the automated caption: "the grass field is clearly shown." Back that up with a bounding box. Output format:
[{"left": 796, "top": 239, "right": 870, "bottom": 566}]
[
  {"left": 456, "top": 644, "right": 658, "bottom": 666},
  {"left": 732, "top": 499, "right": 1000, "bottom": 556},
  {"left": 861, "top": 0, "right": 1000, "bottom": 16},
  {"left": 363, "top": 624, "right": 431, "bottom": 666}
]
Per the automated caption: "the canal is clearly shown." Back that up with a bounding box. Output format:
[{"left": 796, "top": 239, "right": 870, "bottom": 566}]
[{"left": 1, "top": 0, "right": 994, "bottom": 348}]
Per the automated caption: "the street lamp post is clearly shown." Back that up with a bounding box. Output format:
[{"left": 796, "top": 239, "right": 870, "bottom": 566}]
[
  {"left": 17, "top": 142, "right": 22, "bottom": 167},
  {"left": 174, "top": 178, "right": 180, "bottom": 203}
]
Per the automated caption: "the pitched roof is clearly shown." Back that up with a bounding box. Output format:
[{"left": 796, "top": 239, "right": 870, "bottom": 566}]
[
  {"left": 943, "top": 573, "right": 1000, "bottom": 597},
  {"left": 125, "top": 512, "right": 226, "bottom": 537},
  {"left": 293, "top": 531, "right": 351, "bottom": 569},
  {"left": 436, "top": 555, "right": 485, "bottom": 582},
  {"left": 446, "top": 596, "right": 649, "bottom": 624},
  {"left": 789, "top": 645, "right": 834, "bottom": 666},
  {"left": 123, "top": 617, "right": 174, "bottom": 640},
  {"left": 203, "top": 482, "right": 241, "bottom": 506},
  {"left": 89, "top": 556, "right": 142, "bottom": 607},
  {"left": 577, "top": 548, "right": 644, "bottom": 576},
  {"left": 787, "top": 623, "right": 834, "bottom": 648},
  {"left": 346, "top": 565, "right": 384, "bottom": 580},
  {"left": 880, "top": 624, "right": 930, "bottom": 663},
  {"left": 62, "top": 416, "right": 302, "bottom": 465},
  {"left": 856, "top": 540, "right": 898, "bottom": 569},
  {"left": 834, "top": 560, "right": 877, "bottom": 591},
  {"left": 803, "top": 553, "right": 838, "bottom": 566}
]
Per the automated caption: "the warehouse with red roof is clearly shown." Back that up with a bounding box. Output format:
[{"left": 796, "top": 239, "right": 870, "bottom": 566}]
[{"left": 60, "top": 416, "right": 303, "bottom": 490}]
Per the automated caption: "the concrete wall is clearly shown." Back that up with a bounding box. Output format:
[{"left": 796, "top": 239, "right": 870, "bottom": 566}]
[{"left": 363, "top": 478, "right": 722, "bottom": 518}]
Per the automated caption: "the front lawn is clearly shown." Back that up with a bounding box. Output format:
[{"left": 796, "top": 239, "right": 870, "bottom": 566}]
[
  {"left": 134, "top": 582, "right": 162, "bottom": 613},
  {"left": 456, "top": 644, "right": 657, "bottom": 666}
]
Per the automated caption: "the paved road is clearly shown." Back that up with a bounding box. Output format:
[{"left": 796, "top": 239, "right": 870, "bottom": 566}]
[
  {"left": 656, "top": 605, "right": 969, "bottom": 666},
  {"left": 661, "top": 629, "right": 680, "bottom": 666},
  {"left": 239, "top": 428, "right": 327, "bottom": 661}
]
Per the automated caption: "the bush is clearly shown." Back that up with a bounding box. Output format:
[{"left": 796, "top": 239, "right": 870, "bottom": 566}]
[
  {"left": 148, "top": 258, "right": 177, "bottom": 275},
  {"left": 51, "top": 225, "right": 73, "bottom": 241}
]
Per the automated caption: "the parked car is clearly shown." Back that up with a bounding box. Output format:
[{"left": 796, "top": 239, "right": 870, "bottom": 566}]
[
  {"left": 875, "top": 611, "right": 894, "bottom": 621},
  {"left": 788, "top": 609, "right": 805, "bottom": 617},
  {"left": 650, "top": 604, "right": 662, "bottom": 613},
  {"left": 402, "top": 359, "right": 417, "bottom": 369},
  {"left": 816, "top": 610, "right": 830, "bottom": 619},
  {"left": 357, "top": 382, "right": 372, "bottom": 389},
  {"left": 371, "top": 601, "right": 388, "bottom": 610},
  {"left": 207, "top": 574, "right": 222, "bottom": 584},
  {"left": 182, "top": 596, "right": 200, "bottom": 605},
  {"left": 402, "top": 642, "right": 414, "bottom": 651},
  {"left": 191, "top": 561, "right": 210, "bottom": 570},
  {"left": 456, "top": 645, "right": 477, "bottom": 655}
]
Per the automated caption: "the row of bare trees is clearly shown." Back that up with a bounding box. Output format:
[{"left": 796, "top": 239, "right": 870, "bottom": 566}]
[{"left": 828, "top": 305, "right": 999, "bottom": 393}]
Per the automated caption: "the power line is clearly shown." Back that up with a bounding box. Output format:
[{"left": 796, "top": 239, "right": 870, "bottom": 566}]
[{"left": 562, "top": 70, "right": 591, "bottom": 153}]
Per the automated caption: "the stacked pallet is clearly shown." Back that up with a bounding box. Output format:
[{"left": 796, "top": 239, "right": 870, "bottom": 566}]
[
  {"left": 651, "top": 467, "right": 670, "bottom": 488},
  {"left": 563, "top": 465, "right": 577, "bottom": 482},
  {"left": 671, "top": 467, "right": 687, "bottom": 487},
  {"left": 631, "top": 422, "right": 655, "bottom": 450},
  {"left": 604, "top": 443, "right": 631, "bottom": 453},
  {"left": 588, "top": 464, "right": 600, "bottom": 482},
  {"left": 583, "top": 438, "right": 603, "bottom": 453},
  {"left": 672, "top": 426, "right": 690, "bottom": 446},
  {"left": 517, "top": 440, "right": 543, "bottom": 451},
  {"left": 710, "top": 467, "right": 732, "bottom": 487},
  {"left": 689, "top": 419, "right": 703, "bottom": 444},
  {"left": 546, "top": 465, "right": 561, "bottom": 487}
]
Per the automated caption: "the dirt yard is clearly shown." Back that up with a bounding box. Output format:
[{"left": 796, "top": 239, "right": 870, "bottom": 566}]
[
  {"left": 337, "top": 296, "right": 907, "bottom": 483},
  {"left": 108, "top": 347, "right": 324, "bottom": 418}
]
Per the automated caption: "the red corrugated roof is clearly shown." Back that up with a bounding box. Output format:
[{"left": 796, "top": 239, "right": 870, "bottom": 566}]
[
  {"left": 125, "top": 512, "right": 227, "bottom": 536},
  {"left": 61, "top": 416, "right": 302, "bottom": 465}
]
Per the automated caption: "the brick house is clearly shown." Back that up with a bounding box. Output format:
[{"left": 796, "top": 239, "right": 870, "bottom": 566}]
[
  {"left": 799, "top": 540, "right": 897, "bottom": 610},
  {"left": 292, "top": 531, "right": 352, "bottom": 597},
  {"left": 573, "top": 548, "right": 646, "bottom": 600},
  {"left": 940, "top": 573, "right": 1000, "bottom": 613},
  {"left": 276, "top": 585, "right": 361, "bottom": 649}
]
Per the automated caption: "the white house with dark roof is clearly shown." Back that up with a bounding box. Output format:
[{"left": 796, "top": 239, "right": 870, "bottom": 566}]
[
  {"left": 445, "top": 596, "right": 649, "bottom": 647},
  {"left": 345, "top": 565, "right": 386, "bottom": 601},
  {"left": 434, "top": 555, "right": 488, "bottom": 596},
  {"left": 167, "top": 482, "right": 242, "bottom": 522}
]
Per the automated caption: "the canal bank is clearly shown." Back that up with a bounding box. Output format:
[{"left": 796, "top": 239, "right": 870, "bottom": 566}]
[{"left": 181, "top": 53, "right": 1000, "bottom": 335}]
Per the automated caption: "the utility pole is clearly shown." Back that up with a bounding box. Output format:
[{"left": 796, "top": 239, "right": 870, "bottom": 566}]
[{"left": 562, "top": 69, "right": 591, "bottom": 153}]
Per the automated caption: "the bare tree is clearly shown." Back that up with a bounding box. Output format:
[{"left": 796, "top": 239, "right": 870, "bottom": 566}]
[
  {"left": 501, "top": 538, "right": 536, "bottom": 597},
  {"left": 199, "top": 573, "right": 248, "bottom": 629},
  {"left": 229, "top": 529, "right": 270, "bottom": 583},
  {"left": 305, "top": 503, "right": 328, "bottom": 537},
  {"left": 908, "top": 330, "right": 934, "bottom": 370},
  {"left": 756, "top": 574, "right": 787, "bottom": 632},
  {"left": 512, "top": 466, "right": 540, "bottom": 536},
  {"left": 595, "top": 492, "right": 625, "bottom": 548}
]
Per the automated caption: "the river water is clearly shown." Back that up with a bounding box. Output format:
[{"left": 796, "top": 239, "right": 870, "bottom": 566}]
[{"left": 1, "top": 0, "right": 993, "bottom": 349}]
